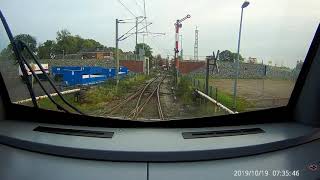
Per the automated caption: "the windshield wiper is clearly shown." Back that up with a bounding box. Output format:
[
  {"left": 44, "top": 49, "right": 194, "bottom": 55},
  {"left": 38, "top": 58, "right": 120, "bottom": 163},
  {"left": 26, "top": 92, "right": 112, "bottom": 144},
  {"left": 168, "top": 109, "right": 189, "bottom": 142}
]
[
  {"left": 0, "top": 10, "right": 38, "bottom": 108},
  {"left": 0, "top": 10, "right": 85, "bottom": 115}
]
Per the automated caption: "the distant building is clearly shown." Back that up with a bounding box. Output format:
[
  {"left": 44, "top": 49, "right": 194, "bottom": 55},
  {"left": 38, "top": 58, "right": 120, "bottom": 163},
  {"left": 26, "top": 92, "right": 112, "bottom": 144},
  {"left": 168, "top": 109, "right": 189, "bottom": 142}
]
[
  {"left": 248, "top": 57, "right": 257, "bottom": 64},
  {"left": 79, "top": 48, "right": 113, "bottom": 60}
]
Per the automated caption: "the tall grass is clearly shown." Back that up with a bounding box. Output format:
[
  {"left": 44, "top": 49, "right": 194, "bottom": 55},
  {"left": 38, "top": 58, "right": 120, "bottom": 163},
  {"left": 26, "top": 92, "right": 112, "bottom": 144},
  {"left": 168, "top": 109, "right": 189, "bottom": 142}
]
[{"left": 176, "top": 76, "right": 194, "bottom": 104}]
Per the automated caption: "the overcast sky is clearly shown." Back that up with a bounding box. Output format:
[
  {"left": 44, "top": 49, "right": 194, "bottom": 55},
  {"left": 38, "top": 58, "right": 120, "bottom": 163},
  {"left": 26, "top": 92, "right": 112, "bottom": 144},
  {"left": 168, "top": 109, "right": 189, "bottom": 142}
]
[{"left": 1, "top": 0, "right": 319, "bottom": 67}]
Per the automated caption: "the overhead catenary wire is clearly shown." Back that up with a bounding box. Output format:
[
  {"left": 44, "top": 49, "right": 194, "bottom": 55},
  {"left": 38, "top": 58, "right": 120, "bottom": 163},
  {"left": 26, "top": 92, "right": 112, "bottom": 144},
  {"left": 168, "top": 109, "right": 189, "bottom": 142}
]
[
  {"left": 118, "top": 17, "right": 146, "bottom": 40},
  {"left": 119, "top": 22, "right": 152, "bottom": 41},
  {"left": 143, "top": 0, "right": 148, "bottom": 34},
  {"left": 133, "top": 0, "right": 145, "bottom": 14},
  {"left": 147, "top": 35, "right": 170, "bottom": 56},
  {"left": 118, "top": 0, "right": 137, "bottom": 17}
]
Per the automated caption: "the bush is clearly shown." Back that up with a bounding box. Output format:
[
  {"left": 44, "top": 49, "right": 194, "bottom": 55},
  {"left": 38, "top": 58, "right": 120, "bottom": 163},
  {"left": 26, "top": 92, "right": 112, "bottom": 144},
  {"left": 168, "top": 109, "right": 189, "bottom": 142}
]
[{"left": 176, "top": 76, "right": 194, "bottom": 104}]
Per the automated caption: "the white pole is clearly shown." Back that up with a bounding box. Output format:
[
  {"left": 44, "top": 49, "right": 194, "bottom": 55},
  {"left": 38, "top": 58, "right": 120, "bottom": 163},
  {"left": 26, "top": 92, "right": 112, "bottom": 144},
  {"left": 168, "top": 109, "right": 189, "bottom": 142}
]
[
  {"left": 233, "top": 1, "right": 249, "bottom": 111},
  {"left": 196, "top": 90, "right": 237, "bottom": 114}
]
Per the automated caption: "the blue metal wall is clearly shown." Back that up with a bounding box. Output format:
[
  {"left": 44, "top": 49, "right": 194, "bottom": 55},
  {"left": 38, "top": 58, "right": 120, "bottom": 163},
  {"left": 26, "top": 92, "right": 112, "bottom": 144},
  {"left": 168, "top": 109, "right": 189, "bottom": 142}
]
[{"left": 52, "top": 66, "right": 129, "bottom": 86}]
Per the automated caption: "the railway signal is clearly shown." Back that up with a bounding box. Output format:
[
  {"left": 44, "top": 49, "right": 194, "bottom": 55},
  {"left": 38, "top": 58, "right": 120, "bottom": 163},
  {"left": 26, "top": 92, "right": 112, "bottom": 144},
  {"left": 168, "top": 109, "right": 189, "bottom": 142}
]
[
  {"left": 174, "top": 14, "right": 191, "bottom": 85},
  {"left": 174, "top": 14, "right": 191, "bottom": 68}
]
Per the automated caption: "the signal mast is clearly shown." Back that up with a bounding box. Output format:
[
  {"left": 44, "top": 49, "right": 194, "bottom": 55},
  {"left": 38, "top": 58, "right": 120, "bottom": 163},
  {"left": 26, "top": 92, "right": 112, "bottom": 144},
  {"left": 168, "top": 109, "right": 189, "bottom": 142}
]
[{"left": 174, "top": 14, "right": 190, "bottom": 84}]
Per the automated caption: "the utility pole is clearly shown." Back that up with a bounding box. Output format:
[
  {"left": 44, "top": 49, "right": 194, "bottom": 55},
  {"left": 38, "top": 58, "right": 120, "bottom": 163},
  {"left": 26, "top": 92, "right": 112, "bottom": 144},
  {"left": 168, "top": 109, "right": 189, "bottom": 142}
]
[
  {"left": 135, "top": 17, "right": 138, "bottom": 60},
  {"left": 115, "top": 19, "right": 119, "bottom": 84},
  {"left": 194, "top": 26, "right": 199, "bottom": 61},
  {"left": 115, "top": 16, "right": 151, "bottom": 81}
]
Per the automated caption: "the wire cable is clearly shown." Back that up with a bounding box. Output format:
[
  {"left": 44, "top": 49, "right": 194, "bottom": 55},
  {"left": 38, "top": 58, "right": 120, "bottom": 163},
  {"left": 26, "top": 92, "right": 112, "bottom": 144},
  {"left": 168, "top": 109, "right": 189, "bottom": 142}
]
[
  {"left": 117, "top": 0, "right": 136, "bottom": 17},
  {"left": 0, "top": 10, "right": 38, "bottom": 108},
  {"left": 118, "top": 17, "right": 146, "bottom": 40},
  {"left": 18, "top": 50, "right": 70, "bottom": 113},
  {"left": 20, "top": 41, "right": 85, "bottom": 115}
]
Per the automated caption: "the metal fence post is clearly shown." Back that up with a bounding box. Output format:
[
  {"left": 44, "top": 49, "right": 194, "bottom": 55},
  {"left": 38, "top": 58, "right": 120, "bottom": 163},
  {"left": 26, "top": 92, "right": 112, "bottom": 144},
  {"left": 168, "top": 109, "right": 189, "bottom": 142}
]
[{"left": 216, "top": 88, "right": 218, "bottom": 100}]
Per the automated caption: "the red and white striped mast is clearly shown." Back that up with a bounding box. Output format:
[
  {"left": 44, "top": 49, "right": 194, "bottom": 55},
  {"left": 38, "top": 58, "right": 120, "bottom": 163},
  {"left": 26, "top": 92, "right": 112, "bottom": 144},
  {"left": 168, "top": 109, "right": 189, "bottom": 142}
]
[{"left": 174, "top": 14, "right": 191, "bottom": 70}]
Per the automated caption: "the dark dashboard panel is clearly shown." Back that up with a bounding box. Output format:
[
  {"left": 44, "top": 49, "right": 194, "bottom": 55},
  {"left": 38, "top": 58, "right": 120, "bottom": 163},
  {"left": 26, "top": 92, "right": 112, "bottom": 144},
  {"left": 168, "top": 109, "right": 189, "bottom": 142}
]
[
  {"left": 0, "top": 140, "right": 320, "bottom": 180},
  {"left": 0, "top": 144, "right": 147, "bottom": 180},
  {"left": 149, "top": 139, "right": 320, "bottom": 180}
]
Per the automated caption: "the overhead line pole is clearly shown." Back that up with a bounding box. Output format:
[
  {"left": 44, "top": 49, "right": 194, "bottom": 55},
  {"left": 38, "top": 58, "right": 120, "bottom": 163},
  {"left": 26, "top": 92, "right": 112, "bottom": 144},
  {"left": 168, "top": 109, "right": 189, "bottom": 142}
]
[
  {"left": 136, "top": 17, "right": 138, "bottom": 60},
  {"left": 115, "top": 19, "right": 120, "bottom": 84}
]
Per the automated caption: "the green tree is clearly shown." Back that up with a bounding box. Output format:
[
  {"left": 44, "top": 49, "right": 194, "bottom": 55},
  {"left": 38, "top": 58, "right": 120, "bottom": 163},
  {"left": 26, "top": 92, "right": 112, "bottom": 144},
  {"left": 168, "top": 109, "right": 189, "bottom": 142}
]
[
  {"left": 80, "top": 39, "right": 103, "bottom": 51},
  {"left": 55, "top": 29, "right": 104, "bottom": 55},
  {"left": 135, "top": 43, "right": 153, "bottom": 59},
  {"left": 155, "top": 54, "right": 162, "bottom": 60},
  {"left": 38, "top": 40, "right": 57, "bottom": 59},
  {"left": 0, "top": 46, "right": 13, "bottom": 59},
  {"left": 0, "top": 34, "right": 37, "bottom": 60},
  {"left": 15, "top": 34, "right": 37, "bottom": 53},
  {"left": 56, "top": 29, "right": 78, "bottom": 54},
  {"left": 219, "top": 50, "right": 244, "bottom": 62}
]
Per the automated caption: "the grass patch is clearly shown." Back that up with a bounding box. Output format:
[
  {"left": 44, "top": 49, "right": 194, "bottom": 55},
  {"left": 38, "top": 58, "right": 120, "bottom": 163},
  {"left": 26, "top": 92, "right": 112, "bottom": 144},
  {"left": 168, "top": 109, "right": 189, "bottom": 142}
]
[
  {"left": 182, "top": 75, "right": 253, "bottom": 112},
  {"left": 35, "top": 74, "right": 151, "bottom": 113},
  {"left": 84, "top": 74, "right": 150, "bottom": 104},
  {"left": 176, "top": 76, "right": 227, "bottom": 117},
  {"left": 36, "top": 94, "right": 88, "bottom": 112},
  {"left": 215, "top": 90, "right": 253, "bottom": 112}
]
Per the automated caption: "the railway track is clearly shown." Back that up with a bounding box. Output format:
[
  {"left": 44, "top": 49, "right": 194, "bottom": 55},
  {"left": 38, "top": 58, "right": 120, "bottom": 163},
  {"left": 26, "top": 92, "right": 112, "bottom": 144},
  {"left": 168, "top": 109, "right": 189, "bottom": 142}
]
[{"left": 106, "top": 75, "right": 166, "bottom": 120}]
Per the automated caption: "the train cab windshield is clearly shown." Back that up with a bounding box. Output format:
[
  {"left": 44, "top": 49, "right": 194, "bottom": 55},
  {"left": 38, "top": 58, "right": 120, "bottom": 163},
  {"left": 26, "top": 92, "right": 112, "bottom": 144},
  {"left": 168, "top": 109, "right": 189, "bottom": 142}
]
[{"left": 0, "top": 0, "right": 319, "bottom": 123}]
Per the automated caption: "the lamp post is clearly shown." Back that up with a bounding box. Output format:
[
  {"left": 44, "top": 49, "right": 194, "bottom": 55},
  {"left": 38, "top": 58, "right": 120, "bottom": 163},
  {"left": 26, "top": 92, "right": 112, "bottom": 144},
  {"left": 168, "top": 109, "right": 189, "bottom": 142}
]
[{"left": 233, "top": 1, "right": 250, "bottom": 111}]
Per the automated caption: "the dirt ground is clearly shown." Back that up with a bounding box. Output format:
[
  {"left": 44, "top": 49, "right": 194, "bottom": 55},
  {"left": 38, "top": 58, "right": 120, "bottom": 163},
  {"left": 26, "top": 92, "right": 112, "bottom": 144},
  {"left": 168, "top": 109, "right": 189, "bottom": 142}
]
[{"left": 209, "top": 79, "right": 296, "bottom": 110}]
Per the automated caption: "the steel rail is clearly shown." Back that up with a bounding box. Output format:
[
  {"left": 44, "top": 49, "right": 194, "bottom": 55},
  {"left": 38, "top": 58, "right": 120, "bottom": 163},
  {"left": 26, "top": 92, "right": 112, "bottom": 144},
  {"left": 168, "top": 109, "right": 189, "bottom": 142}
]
[
  {"left": 156, "top": 76, "right": 165, "bottom": 120},
  {"left": 129, "top": 76, "right": 166, "bottom": 120},
  {"left": 130, "top": 76, "right": 160, "bottom": 117},
  {"left": 106, "top": 77, "right": 158, "bottom": 116}
]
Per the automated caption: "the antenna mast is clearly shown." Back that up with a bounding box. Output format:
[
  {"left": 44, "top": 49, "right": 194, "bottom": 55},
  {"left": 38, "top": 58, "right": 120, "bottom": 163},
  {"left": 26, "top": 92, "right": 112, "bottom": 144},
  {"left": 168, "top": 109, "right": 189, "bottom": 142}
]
[{"left": 194, "top": 26, "right": 199, "bottom": 61}]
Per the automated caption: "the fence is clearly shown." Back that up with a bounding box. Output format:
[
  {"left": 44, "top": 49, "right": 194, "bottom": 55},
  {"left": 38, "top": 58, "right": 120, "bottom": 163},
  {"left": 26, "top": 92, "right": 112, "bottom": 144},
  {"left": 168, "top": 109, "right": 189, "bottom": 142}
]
[
  {"left": 184, "top": 74, "right": 219, "bottom": 101},
  {"left": 182, "top": 73, "right": 291, "bottom": 112},
  {"left": 119, "top": 54, "right": 145, "bottom": 61},
  {"left": 247, "top": 98, "right": 289, "bottom": 111}
]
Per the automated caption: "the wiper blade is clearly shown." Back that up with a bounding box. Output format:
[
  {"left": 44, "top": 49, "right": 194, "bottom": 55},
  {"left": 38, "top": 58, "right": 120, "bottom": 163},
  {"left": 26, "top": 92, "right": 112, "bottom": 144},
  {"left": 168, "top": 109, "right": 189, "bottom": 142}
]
[
  {"left": 0, "top": 10, "right": 85, "bottom": 115},
  {"left": 18, "top": 40, "right": 85, "bottom": 115},
  {"left": 0, "top": 10, "right": 38, "bottom": 108}
]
